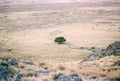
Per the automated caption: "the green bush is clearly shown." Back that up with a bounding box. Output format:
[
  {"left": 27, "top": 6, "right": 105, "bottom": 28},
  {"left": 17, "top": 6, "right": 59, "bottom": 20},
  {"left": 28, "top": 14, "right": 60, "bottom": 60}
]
[{"left": 54, "top": 37, "right": 66, "bottom": 44}]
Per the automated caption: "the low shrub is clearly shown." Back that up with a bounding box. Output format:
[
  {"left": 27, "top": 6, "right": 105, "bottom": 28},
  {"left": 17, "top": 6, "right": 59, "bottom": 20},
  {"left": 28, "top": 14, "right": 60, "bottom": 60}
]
[
  {"left": 19, "top": 64, "right": 25, "bottom": 69},
  {"left": 58, "top": 65, "right": 65, "bottom": 71},
  {"left": 39, "top": 62, "right": 46, "bottom": 67},
  {"left": 54, "top": 37, "right": 66, "bottom": 44}
]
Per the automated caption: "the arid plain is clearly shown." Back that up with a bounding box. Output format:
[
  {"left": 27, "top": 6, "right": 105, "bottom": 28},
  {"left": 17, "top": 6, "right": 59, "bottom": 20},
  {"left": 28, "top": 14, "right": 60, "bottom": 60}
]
[{"left": 0, "top": 3, "right": 120, "bottom": 81}]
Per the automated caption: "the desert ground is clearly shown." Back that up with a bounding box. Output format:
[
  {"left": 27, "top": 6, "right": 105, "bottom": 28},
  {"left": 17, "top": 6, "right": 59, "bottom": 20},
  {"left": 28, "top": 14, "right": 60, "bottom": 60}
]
[{"left": 0, "top": 3, "right": 120, "bottom": 81}]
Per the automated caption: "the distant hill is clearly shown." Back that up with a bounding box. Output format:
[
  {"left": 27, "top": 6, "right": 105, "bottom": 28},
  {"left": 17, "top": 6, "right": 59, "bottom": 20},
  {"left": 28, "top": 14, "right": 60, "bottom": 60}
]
[{"left": 0, "top": 0, "right": 120, "bottom": 5}]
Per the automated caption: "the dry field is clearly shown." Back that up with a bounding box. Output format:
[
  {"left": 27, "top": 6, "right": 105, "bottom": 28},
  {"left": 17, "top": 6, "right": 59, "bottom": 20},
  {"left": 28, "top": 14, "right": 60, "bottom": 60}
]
[{"left": 0, "top": 3, "right": 120, "bottom": 81}]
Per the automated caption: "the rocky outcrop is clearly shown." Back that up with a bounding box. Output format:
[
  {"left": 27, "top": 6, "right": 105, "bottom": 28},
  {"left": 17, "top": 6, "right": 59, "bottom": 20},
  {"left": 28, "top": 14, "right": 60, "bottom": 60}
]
[
  {"left": 0, "top": 57, "right": 18, "bottom": 80},
  {"left": 81, "top": 41, "right": 120, "bottom": 62},
  {"left": 0, "top": 57, "right": 18, "bottom": 67},
  {"left": 0, "top": 57, "right": 51, "bottom": 81},
  {"left": 105, "top": 41, "right": 120, "bottom": 56}
]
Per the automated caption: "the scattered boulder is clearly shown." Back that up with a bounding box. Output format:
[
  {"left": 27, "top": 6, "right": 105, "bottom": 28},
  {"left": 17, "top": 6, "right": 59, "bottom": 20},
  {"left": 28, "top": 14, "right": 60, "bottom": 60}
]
[
  {"left": 70, "top": 74, "right": 82, "bottom": 81},
  {"left": 53, "top": 73, "right": 82, "bottom": 81},
  {"left": 15, "top": 74, "right": 23, "bottom": 81},
  {"left": 57, "top": 75, "right": 70, "bottom": 81}
]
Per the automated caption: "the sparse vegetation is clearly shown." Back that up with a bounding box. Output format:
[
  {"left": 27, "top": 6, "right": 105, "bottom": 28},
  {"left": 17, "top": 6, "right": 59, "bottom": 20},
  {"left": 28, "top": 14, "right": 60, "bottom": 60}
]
[
  {"left": 39, "top": 62, "right": 48, "bottom": 69},
  {"left": 43, "top": 66, "right": 48, "bottom": 70},
  {"left": 7, "top": 48, "right": 12, "bottom": 52},
  {"left": 70, "top": 69, "right": 75, "bottom": 73},
  {"left": 54, "top": 37, "right": 66, "bottom": 44},
  {"left": 92, "top": 76, "right": 97, "bottom": 79},
  {"left": 58, "top": 65, "right": 65, "bottom": 71},
  {"left": 91, "top": 47, "right": 95, "bottom": 49},
  {"left": 39, "top": 62, "right": 47, "bottom": 67},
  {"left": 27, "top": 73, "right": 34, "bottom": 77},
  {"left": 109, "top": 78, "right": 120, "bottom": 81},
  {"left": 53, "top": 73, "right": 64, "bottom": 81},
  {"left": 19, "top": 64, "right": 25, "bottom": 69},
  {"left": 7, "top": 66, "right": 16, "bottom": 74}
]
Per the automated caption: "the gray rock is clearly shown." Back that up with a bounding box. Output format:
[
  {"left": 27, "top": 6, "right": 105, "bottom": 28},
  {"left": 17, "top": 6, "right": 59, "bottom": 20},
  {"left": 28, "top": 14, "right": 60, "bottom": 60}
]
[
  {"left": 0, "top": 63, "right": 8, "bottom": 73},
  {"left": 57, "top": 75, "right": 70, "bottom": 81},
  {"left": 0, "top": 63, "right": 8, "bottom": 79},
  {"left": 0, "top": 57, "right": 18, "bottom": 80},
  {"left": 0, "top": 64, "right": 14, "bottom": 80},
  {"left": 72, "top": 76, "right": 82, "bottom": 81},
  {"left": 24, "top": 61, "right": 34, "bottom": 65},
  {"left": 112, "top": 60, "right": 120, "bottom": 66},
  {"left": 70, "top": 74, "right": 82, "bottom": 81},
  {"left": 1, "top": 57, "right": 18, "bottom": 67},
  {"left": 55, "top": 73, "right": 82, "bottom": 81},
  {"left": 105, "top": 41, "right": 120, "bottom": 56},
  {"left": 15, "top": 74, "right": 23, "bottom": 81}
]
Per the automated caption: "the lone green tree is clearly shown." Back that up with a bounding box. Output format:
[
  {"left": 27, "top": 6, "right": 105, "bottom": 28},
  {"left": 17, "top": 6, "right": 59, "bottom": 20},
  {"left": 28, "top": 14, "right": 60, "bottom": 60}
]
[{"left": 54, "top": 37, "right": 66, "bottom": 44}]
